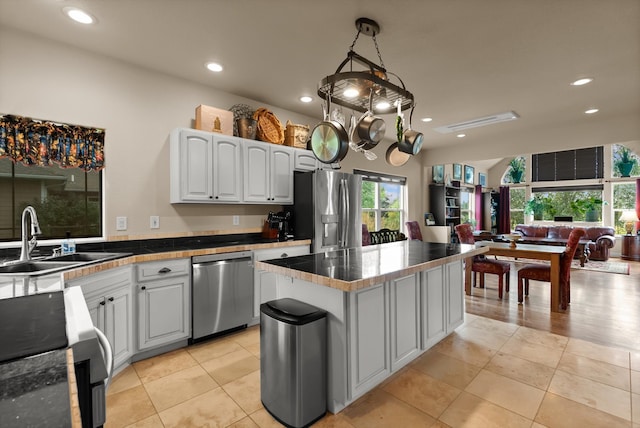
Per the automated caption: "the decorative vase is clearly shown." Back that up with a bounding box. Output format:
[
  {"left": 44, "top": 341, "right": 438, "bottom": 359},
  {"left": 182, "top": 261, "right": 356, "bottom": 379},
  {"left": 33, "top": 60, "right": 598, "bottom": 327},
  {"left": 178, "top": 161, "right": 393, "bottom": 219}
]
[{"left": 618, "top": 162, "right": 634, "bottom": 177}]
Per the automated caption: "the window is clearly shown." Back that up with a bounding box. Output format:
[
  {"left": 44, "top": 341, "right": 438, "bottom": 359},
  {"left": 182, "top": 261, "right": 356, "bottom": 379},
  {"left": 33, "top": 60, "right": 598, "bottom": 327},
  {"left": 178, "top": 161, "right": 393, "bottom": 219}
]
[
  {"left": 357, "top": 170, "right": 406, "bottom": 232},
  {"left": 531, "top": 146, "right": 604, "bottom": 181},
  {"left": 613, "top": 183, "right": 637, "bottom": 234},
  {"left": 509, "top": 187, "right": 526, "bottom": 230},
  {"left": 459, "top": 188, "right": 472, "bottom": 225},
  {"left": 612, "top": 144, "right": 639, "bottom": 178},
  {"left": 0, "top": 158, "right": 102, "bottom": 241},
  {"left": 530, "top": 186, "right": 604, "bottom": 222}
]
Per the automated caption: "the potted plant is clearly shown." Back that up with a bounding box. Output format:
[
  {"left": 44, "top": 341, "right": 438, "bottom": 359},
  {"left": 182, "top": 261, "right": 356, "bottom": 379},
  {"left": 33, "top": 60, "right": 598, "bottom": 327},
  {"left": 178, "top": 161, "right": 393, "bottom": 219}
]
[
  {"left": 570, "top": 196, "right": 607, "bottom": 222},
  {"left": 524, "top": 195, "right": 548, "bottom": 220},
  {"left": 614, "top": 146, "right": 638, "bottom": 177},
  {"left": 507, "top": 157, "right": 525, "bottom": 183}
]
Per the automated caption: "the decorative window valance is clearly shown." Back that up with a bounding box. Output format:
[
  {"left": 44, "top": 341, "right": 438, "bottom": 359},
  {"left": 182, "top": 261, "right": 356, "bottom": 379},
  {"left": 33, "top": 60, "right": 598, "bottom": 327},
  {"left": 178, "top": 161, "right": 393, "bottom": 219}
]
[{"left": 0, "top": 114, "right": 105, "bottom": 171}]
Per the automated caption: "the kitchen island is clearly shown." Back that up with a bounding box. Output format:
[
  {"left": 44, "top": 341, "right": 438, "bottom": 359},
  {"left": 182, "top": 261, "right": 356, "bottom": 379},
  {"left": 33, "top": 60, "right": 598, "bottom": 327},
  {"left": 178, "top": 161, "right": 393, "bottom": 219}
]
[{"left": 255, "top": 240, "right": 486, "bottom": 413}]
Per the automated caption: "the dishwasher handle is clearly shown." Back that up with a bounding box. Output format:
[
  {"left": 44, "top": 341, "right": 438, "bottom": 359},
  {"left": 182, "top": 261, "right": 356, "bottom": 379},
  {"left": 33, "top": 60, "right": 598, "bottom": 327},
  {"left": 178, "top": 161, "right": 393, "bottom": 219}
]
[{"left": 192, "top": 251, "right": 253, "bottom": 264}]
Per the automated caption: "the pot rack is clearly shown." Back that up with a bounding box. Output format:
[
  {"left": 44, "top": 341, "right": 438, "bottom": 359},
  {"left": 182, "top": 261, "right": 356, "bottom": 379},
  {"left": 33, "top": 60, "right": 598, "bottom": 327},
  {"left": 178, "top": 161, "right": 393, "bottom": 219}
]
[{"left": 317, "top": 18, "right": 415, "bottom": 114}]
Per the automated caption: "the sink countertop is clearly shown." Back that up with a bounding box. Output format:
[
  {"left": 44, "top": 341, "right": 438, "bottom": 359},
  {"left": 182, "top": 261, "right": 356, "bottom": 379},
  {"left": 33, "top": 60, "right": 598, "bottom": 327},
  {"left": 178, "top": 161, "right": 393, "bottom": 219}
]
[
  {"left": 62, "top": 238, "right": 311, "bottom": 281},
  {"left": 255, "top": 240, "right": 487, "bottom": 292}
]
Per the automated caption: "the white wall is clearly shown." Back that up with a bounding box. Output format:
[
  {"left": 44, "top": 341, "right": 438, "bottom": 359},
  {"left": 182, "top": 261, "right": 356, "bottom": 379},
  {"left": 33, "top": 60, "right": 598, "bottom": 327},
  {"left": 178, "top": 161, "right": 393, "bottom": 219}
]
[{"left": 0, "top": 28, "right": 429, "bottom": 239}]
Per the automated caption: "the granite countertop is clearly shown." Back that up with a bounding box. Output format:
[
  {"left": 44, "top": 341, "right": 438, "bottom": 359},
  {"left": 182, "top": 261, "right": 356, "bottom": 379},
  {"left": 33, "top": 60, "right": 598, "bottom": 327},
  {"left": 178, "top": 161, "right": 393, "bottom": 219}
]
[
  {"left": 0, "top": 348, "right": 74, "bottom": 428},
  {"left": 60, "top": 238, "right": 311, "bottom": 281},
  {"left": 255, "top": 240, "right": 487, "bottom": 292}
]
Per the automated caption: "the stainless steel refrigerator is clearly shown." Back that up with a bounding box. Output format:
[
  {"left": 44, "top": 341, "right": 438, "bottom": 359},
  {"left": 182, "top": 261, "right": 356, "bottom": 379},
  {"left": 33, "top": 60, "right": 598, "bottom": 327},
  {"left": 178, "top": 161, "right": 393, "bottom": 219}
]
[{"left": 289, "top": 170, "right": 362, "bottom": 253}]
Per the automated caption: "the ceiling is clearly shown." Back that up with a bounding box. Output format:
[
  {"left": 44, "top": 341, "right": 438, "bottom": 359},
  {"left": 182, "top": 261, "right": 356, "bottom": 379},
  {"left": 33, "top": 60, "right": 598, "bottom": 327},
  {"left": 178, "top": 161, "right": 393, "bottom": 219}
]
[{"left": 1, "top": 0, "right": 639, "bottom": 164}]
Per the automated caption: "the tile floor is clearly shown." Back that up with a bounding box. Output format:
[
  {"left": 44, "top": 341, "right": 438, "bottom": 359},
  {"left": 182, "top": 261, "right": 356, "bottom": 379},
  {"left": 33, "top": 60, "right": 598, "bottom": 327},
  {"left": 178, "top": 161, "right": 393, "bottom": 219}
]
[{"left": 106, "top": 314, "right": 640, "bottom": 427}]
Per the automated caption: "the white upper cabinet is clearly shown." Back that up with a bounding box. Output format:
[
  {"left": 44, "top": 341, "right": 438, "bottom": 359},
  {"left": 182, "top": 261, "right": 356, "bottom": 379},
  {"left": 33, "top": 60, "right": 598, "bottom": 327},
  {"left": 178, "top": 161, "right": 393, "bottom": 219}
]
[
  {"left": 171, "top": 128, "right": 302, "bottom": 205},
  {"left": 243, "top": 140, "right": 294, "bottom": 204},
  {"left": 294, "top": 149, "right": 318, "bottom": 171},
  {"left": 170, "top": 128, "right": 241, "bottom": 203}
]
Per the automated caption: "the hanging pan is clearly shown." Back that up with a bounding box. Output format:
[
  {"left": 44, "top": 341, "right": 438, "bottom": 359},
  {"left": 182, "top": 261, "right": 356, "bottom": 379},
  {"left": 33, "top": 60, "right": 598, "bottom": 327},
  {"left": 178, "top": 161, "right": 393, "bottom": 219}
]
[
  {"left": 397, "top": 104, "right": 424, "bottom": 155},
  {"left": 310, "top": 96, "right": 349, "bottom": 164},
  {"left": 355, "top": 89, "right": 386, "bottom": 150}
]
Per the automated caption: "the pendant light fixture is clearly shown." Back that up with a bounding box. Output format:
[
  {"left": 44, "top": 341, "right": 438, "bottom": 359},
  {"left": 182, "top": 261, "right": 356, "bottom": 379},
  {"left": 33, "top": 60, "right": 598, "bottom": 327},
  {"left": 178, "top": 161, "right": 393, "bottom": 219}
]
[{"left": 317, "top": 18, "right": 415, "bottom": 114}]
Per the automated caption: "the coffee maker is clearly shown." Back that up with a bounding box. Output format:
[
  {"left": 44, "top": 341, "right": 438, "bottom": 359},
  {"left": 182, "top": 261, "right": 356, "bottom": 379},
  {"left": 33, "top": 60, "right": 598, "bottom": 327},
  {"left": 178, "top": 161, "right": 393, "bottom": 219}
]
[{"left": 264, "top": 211, "right": 292, "bottom": 241}]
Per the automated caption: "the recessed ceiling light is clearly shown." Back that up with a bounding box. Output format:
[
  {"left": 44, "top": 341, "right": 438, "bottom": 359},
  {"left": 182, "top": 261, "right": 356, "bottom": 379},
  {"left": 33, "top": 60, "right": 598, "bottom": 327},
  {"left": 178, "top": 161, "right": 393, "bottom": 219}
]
[
  {"left": 63, "top": 7, "right": 95, "bottom": 24},
  {"left": 205, "top": 62, "right": 223, "bottom": 72},
  {"left": 456, "top": 134, "right": 466, "bottom": 138},
  {"left": 421, "top": 117, "right": 433, "bottom": 122},
  {"left": 585, "top": 108, "right": 599, "bottom": 114},
  {"left": 571, "top": 78, "right": 593, "bottom": 86},
  {"left": 300, "top": 96, "right": 313, "bottom": 103}
]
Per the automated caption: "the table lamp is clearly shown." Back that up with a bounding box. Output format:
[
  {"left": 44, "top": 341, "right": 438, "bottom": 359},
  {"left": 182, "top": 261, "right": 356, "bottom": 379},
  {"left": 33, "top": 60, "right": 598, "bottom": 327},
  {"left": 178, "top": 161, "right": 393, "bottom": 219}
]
[{"left": 619, "top": 210, "right": 640, "bottom": 235}]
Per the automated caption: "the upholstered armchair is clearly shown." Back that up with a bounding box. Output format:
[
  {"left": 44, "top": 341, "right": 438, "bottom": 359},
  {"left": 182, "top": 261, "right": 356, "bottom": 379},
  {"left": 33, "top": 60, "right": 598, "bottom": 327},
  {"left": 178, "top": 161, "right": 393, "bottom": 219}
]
[{"left": 405, "top": 221, "right": 423, "bottom": 241}]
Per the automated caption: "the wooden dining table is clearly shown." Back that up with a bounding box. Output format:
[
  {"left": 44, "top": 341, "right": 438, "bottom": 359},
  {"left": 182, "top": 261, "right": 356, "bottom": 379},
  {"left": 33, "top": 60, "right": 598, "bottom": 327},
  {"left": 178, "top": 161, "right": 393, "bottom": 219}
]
[{"left": 465, "top": 242, "right": 567, "bottom": 312}]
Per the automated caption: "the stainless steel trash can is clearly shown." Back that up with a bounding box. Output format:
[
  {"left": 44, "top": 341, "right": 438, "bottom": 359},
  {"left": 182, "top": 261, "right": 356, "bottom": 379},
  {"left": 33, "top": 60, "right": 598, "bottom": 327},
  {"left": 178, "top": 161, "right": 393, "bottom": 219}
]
[{"left": 260, "top": 298, "right": 327, "bottom": 428}]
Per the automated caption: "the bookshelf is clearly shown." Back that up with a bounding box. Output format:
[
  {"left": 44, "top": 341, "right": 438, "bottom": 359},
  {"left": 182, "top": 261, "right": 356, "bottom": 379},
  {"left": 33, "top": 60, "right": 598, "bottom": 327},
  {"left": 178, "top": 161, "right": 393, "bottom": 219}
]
[{"left": 429, "top": 184, "right": 461, "bottom": 242}]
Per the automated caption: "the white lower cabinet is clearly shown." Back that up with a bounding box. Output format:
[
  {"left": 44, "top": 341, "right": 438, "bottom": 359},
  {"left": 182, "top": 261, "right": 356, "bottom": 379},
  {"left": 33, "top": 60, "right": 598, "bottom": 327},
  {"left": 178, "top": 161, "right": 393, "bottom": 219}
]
[
  {"left": 421, "top": 261, "right": 464, "bottom": 350},
  {"left": 67, "top": 266, "right": 134, "bottom": 370},
  {"left": 252, "top": 245, "right": 310, "bottom": 321},
  {"left": 389, "top": 274, "right": 421, "bottom": 371},
  {"left": 136, "top": 259, "right": 190, "bottom": 351},
  {"left": 348, "top": 283, "right": 390, "bottom": 400}
]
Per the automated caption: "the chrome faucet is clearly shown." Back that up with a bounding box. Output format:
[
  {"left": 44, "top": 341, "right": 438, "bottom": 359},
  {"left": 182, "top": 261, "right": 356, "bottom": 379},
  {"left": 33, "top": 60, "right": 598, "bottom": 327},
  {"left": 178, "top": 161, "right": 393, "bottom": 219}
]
[{"left": 19, "top": 206, "right": 42, "bottom": 262}]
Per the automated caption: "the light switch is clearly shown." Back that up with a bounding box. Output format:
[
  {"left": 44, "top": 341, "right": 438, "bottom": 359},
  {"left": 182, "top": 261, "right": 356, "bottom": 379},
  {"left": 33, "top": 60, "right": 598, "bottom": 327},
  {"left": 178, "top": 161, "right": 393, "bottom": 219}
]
[
  {"left": 116, "top": 216, "right": 127, "bottom": 231},
  {"left": 150, "top": 216, "right": 160, "bottom": 229}
]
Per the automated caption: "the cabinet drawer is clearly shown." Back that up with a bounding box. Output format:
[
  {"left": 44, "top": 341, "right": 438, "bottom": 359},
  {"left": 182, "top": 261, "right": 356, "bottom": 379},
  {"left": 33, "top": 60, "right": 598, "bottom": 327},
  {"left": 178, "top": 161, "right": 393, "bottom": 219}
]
[
  {"left": 137, "top": 258, "right": 190, "bottom": 282},
  {"left": 253, "top": 245, "right": 310, "bottom": 262}
]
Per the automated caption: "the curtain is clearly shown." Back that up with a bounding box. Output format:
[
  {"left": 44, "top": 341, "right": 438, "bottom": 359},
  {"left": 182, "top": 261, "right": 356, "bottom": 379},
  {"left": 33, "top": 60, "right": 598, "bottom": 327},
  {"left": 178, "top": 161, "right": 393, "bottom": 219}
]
[
  {"left": 0, "top": 114, "right": 105, "bottom": 171},
  {"left": 475, "top": 185, "right": 483, "bottom": 230},
  {"left": 498, "top": 186, "right": 511, "bottom": 234},
  {"left": 636, "top": 178, "right": 640, "bottom": 233}
]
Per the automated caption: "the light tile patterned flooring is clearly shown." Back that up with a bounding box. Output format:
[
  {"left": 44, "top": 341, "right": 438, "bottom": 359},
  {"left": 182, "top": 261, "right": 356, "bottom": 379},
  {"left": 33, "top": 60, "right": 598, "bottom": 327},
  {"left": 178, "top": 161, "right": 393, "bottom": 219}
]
[{"left": 106, "top": 314, "right": 640, "bottom": 427}]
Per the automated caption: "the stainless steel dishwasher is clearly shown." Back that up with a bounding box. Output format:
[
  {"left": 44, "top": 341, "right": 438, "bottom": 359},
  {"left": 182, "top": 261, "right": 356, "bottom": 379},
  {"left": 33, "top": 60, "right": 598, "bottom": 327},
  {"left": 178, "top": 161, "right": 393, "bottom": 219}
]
[{"left": 191, "top": 251, "right": 254, "bottom": 340}]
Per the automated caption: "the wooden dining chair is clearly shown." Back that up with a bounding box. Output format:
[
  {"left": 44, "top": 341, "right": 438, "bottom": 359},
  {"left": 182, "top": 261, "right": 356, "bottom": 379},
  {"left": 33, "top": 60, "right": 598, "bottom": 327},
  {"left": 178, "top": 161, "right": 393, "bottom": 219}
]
[
  {"left": 517, "top": 227, "right": 586, "bottom": 309},
  {"left": 405, "top": 221, "right": 423, "bottom": 241},
  {"left": 454, "top": 223, "right": 511, "bottom": 299}
]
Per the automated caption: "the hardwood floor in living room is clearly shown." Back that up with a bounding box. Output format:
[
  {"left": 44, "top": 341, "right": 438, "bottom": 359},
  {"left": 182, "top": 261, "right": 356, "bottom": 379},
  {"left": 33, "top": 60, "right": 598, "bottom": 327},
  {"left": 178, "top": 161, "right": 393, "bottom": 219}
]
[{"left": 465, "top": 257, "right": 640, "bottom": 352}]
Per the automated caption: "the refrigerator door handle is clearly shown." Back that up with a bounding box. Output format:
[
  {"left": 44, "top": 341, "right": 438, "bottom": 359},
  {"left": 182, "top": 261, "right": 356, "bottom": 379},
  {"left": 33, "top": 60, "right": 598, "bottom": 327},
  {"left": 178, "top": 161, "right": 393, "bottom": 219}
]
[{"left": 340, "top": 178, "right": 349, "bottom": 247}]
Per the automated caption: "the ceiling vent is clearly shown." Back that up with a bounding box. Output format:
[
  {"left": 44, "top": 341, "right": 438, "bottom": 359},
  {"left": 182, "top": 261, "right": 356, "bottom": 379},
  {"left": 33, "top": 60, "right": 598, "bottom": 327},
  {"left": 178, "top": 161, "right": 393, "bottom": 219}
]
[{"left": 434, "top": 111, "right": 519, "bottom": 134}]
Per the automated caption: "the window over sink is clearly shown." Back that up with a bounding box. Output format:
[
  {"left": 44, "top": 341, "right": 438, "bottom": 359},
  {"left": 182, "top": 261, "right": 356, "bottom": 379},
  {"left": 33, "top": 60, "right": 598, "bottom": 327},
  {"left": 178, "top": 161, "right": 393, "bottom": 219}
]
[
  {"left": 0, "top": 158, "right": 102, "bottom": 241},
  {"left": 357, "top": 170, "right": 406, "bottom": 232}
]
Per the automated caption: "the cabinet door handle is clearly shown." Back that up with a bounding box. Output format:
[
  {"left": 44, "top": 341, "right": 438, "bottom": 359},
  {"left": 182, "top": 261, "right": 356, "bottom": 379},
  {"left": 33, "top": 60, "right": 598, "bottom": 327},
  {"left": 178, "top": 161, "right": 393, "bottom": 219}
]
[
  {"left": 280, "top": 253, "right": 288, "bottom": 258},
  {"left": 99, "top": 299, "right": 106, "bottom": 306},
  {"left": 158, "top": 267, "right": 172, "bottom": 274},
  {"left": 141, "top": 286, "right": 146, "bottom": 290},
  {"left": 108, "top": 297, "right": 114, "bottom": 302}
]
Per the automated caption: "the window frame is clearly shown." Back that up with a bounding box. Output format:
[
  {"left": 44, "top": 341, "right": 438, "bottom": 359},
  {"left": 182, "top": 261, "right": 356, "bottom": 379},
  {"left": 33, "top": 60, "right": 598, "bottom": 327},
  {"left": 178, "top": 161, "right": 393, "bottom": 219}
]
[{"left": 356, "top": 170, "right": 407, "bottom": 233}]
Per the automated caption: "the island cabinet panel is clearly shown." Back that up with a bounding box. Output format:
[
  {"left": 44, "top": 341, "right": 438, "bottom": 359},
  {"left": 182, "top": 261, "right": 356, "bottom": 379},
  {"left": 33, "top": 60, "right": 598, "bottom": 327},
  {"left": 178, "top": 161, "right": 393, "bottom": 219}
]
[
  {"left": 420, "top": 266, "right": 447, "bottom": 350},
  {"left": 446, "top": 261, "right": 464, "bottom": 331},
  {"left": 389, "top": 274, "right": 421, "bottom": 371},
  {"left": 348, "top": 283, "right": 390, "bottom": 400}
]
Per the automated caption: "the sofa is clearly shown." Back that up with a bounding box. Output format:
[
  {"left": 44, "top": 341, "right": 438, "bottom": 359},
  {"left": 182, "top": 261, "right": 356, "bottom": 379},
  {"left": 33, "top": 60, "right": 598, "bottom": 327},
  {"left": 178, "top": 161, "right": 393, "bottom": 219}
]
[
  {"left": 513, "top": 224, "right": 616, "bottom": 261},
  {"left": 366, "top": 228, "right": 407, "bottom": 245}
]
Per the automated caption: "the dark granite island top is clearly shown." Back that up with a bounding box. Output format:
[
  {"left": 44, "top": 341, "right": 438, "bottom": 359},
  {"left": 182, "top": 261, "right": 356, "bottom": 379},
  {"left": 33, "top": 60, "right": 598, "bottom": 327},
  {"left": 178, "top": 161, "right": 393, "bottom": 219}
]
[{"left": 254, "top": 240, "right": 486, "bottom": 292}]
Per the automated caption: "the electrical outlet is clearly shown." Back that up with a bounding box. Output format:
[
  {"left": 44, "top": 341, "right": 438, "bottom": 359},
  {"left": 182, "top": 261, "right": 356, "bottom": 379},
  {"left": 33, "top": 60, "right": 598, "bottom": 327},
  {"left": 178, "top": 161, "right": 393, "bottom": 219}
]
[
  {"left": 116, "top": 216, "right": 127, "bottom": 231},
  {"left": 232, "top": 215, "right": 240, "bottom": 226},
  {"left": 150, "top": 215, "right": 160, "bottom": 229}
]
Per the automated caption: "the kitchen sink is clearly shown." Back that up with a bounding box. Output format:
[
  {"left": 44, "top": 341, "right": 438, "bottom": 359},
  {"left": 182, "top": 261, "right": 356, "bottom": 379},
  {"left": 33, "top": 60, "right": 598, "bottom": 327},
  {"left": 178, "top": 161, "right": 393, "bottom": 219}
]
[
  {"left": 0, "top": 261, "right": 79, "bottom": 275},
  {"left": 0, "top": 252, "right": 132, "bottom": 276}
]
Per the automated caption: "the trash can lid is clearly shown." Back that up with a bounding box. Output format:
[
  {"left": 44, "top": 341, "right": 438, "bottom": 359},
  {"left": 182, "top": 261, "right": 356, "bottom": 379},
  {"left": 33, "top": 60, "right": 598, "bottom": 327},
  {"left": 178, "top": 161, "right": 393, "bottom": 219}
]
[{"left": 262, "top": 298, "right": 327, "bottom": 325}]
